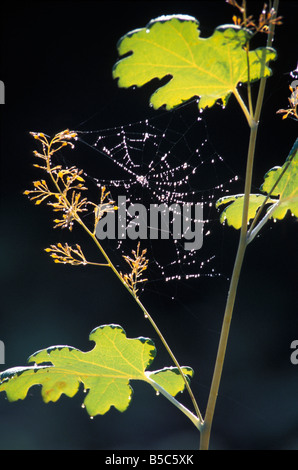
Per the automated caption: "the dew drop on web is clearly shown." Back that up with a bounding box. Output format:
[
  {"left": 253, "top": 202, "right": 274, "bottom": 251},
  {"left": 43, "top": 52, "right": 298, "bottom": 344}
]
[{"left": 67, "top": 102, "right": 239, "bottom": 297}]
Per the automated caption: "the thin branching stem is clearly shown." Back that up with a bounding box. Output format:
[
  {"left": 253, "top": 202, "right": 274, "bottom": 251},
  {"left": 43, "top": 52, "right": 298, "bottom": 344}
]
[
  {"left": 83, "top": 223, "right": 203, "bottom": 425},
  {"left": 247, "top": 145, "right": 298, "bottom": 243},
  {"left": 199, "top": 0, "right": 279, "bottom": 450},
  {"left": 242, "top": 0, "right": 254, "bottom": 116},
  {"left": 42, "top": 138, "right": 203, "bottom": 425},
  {"left": 233, "top": 87, "right": 253, "bottom": 126},
  {"left": 145, "top": 374, "right": 203, "bottom": 431}
]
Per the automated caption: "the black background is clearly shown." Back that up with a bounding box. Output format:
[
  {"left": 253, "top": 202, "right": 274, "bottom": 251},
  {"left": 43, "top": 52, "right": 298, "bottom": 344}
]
[{"left": 0, "top": 0, "right": 297, "bottom": 450}]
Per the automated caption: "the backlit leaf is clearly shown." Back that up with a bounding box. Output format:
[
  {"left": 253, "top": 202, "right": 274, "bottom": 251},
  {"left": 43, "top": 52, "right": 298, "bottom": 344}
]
[
  {"left": 216, "top": 138, "right": 298, "bottom": 229},
  {"left": 260, "top": 138, "right": 298, "bottom": 220},
  {"left": 216, "top": 194, "right": 275, "bottom": 229},
  {"left": 148, "top": 367, "right": 193, "bottom": 396},
  {"left": 0, "top": 324, "right": 193, "bottom": 417},
  {"left": 112, "top": 14, "right": 276, "bottom": 110}
]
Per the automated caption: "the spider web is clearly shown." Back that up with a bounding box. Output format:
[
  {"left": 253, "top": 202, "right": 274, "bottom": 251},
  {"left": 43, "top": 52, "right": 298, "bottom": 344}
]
[{"left": 68, "top": 104, "right": 239, "bottom": 292}]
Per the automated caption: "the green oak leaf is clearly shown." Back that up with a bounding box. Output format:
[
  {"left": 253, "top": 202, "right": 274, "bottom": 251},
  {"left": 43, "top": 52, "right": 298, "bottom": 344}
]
[
  {"left": 112, "top": 14, "right": 276, "bottom": 110},
  {"left": 0, "top": 324, "right": 193, "bottom": 417},
  {"left": 216, "top": 138, "right": 298, "bottom": 229},
  {"left": 260, "top": 138, "right": 298, "bottom": 220},
  {"left": 148, "top": 367, "right": 193, "bottom": 396},
  {"left": 216, "top": 194, "right": 276, "bottom": 229}
]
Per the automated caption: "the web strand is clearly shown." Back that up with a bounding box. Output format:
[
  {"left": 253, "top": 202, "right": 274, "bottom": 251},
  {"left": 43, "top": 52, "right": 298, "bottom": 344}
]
[{"left": 64, "top": 106, "right": 239, "bottom": 292}]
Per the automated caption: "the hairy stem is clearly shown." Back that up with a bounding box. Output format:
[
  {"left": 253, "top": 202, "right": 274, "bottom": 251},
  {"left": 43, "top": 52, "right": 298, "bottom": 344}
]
[{"left": 200, "top": 1, "right": 279, "bottom": 450}]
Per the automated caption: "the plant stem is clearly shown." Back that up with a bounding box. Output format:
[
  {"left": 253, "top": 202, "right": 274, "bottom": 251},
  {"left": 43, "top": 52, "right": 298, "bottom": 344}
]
[
  {"left": 43, "top": 140, "right": 203, "bottom": 423},
  {"left": 145, "top": 373, "right": 203, "bottom": 431},
  {"left": 200, "top": 1, "right": 279, "bottom": 449},
  {"left": 199, "top": 121, "right": 258, "bottom": 450},
  {"left": 247, "top": 200, "right": 278, "bottom": 244},
  {"left": 233, "top": 87, "right": 253, "bottom": 126},
  {"left": 84, "top": 224, "right": 203, "bottom": 425},
  {"left": 242, "top": 0, "right": 256, "bottom": 116},
  {"left": 247, "top": 142, "right": 298, "bottom": 242}
]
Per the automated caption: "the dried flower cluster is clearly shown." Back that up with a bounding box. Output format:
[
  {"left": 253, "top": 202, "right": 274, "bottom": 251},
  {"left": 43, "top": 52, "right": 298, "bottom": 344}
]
[
  {"left": 120, "top": 242, "right": 149, "bottom": 295},
  {"left": 45, "top": 243, "right": 88, "bottom": 265},
  {"left": 277, "top": 84, "right": 298, "bottom": 121},
  {"left": 93, "top": 185, "right": 118, "bottom": 235},
  {"left": 25, "top": 130, "right": 116, "bottom": 264},
  {"left": 25, "top": 130, "right": 89, "bottom": 232},
  {"left": 227, "top": 0, "right": 282, "bottom": 34},
  {"left": 26, "top": 129, "right": 148, "bottom": 298}
]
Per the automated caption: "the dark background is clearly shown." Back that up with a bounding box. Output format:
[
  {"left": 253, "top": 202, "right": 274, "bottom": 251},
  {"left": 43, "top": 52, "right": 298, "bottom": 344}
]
[{"left": 0, "top": 0, "right": 297, "bottom": 450}]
